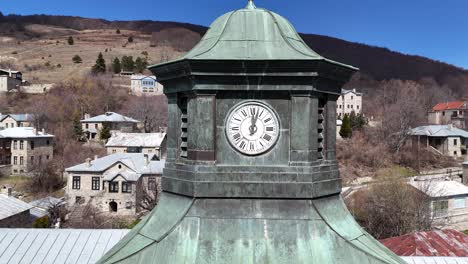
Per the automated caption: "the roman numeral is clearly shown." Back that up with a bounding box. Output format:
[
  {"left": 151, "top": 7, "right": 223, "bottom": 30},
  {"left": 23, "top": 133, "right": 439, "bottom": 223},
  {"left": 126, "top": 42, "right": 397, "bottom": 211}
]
[
  {"left": 266, "top": 127, "right": 274, "bottom": 132},
  {"left": 241, "top": 110, "right": 248, "bottom": 117},
  {"left": 234, "top": 117, "right": 241, "bottom": 122},
  {"left": 239, "top": 141, "right": 246, "bottom": 149},
  {"left": 250, "top": 107, "right": 256, "bottom": 115},
  {"left": 259, "top": 110, "right": 264, "bottom": 118},
  {"left": 233, "top": 133, "right": 241, "bottom": 141},
  {"left": 231, "top": 126, "right": 239, "bottom": 131},
  {"left": 250, "top": 142, "right": 254, "bottom": 150},
  {"left": 263, "top": 134, "right": 272, "bottom": 141},
  {"left": 264, "top": 117, "right": 272, "bottom": 123}
]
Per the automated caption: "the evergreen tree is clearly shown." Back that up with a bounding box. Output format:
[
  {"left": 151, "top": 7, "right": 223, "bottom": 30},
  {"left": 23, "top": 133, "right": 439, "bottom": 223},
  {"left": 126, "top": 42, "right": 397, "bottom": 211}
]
[
  {"left": 99, "top": 124, "right": 111, "bottom": 142},
  {"left": 349, "top": 111, "right": 367, "bottom": 130},
  {"left": 128, "top": 36, "right": 134, "bottom": 43},
  {"left": 72, "top": 114, "right": 84, "bottom": 141},
  {"left": 135, "top": 57, "right": 148, "bottom": 73},
  {"left": 72, "top": 55, "right": 82, "bottom": 64},
  {"left": 68, "top": 36, "right": 74, "bottom": 45},
  {"left": 91, "top": 52, "right": 106, "bottom": 74},
  {"left": 339, "top": 114, "right": 353, "bottom": 138},
  {"left": 116, "top": 29, "right": 121, "bottom": 34},
  {"left": 121, "top": 56, "right": 135, "bottom": 72},
  {"left": 112, "top": 57, "right": 122, "bottom": 74}
]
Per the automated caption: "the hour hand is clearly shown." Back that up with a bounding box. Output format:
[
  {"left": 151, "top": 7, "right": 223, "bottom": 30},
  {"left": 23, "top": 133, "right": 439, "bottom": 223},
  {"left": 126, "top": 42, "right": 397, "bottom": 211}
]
[{"left": 249, "top": 112, "right": 259, "bottom": 135}]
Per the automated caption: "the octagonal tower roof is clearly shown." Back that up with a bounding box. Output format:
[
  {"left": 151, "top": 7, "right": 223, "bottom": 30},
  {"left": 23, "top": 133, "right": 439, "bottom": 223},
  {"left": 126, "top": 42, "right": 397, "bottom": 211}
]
[{"left": 149, "top": 1, "right": 356, "bottom": 70}]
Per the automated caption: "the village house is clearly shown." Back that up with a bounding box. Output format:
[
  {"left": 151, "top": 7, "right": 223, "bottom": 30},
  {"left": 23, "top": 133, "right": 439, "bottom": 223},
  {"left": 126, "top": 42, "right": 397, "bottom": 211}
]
[
  {"left": 0, "top": 127, "right": 54, "bottom": 175},
  {"left": 0, "top": 187, "right": 33, "bottom": 228},
  {"left": 409, "top": 180, "right": 468, "bottom": 230},
  {"left": 65, "top": 153, "right": 164, "bottom": 216},
  {"left": 464, "top": 161, "right": 468, "bottom": 185},
  {"left": 105, "top": 132, "right": 167, "bottom": 159},
  {"left": 428, "top": 101, "right": 468, "bottom": 129},
  {"left": 0, "top": 69, "right": 22, "bottom": 92},
  {"left": 81, "top": 112, "right": 141, "bottom": 142},
  {"left": 130, "top": 75, "right": 163, "bottom": 96},
  {"left": 337, "top": 88, "right": 363, "bottom": 118},
  {"left": 410, "top": 125, "right": 468, "bottom": 158},
  {"left": 0, "top": 114, "right": 34, "bottom": 129}
]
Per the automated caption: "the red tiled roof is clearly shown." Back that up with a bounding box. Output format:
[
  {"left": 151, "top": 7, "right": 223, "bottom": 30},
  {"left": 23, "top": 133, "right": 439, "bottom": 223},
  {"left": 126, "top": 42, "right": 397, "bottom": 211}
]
[
  {"left": 380, "top": 230, "right": 468, "bottom": 257},
  {"left": 432, "top": 101, "right": 465, "bottom": 111}
]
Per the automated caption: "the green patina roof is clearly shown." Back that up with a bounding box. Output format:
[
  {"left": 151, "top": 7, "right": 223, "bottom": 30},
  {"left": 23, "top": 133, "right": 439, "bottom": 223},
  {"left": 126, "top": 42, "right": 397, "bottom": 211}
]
[
  {"left": 149, "top": 1, "right": 357, "bottom": 70},
  {"left": 98, "top": 193, "right": 405, "bottom": 264}
]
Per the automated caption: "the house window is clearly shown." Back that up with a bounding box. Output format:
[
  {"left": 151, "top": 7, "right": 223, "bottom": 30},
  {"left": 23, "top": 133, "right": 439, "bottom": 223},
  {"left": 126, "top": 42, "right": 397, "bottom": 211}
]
[
  {"left": 19, "top": 156, "right": 24, "bottom": 165},
  {"left": 86, "top": 124, "right": 89, "bottom": 129},
  {"left": 31, "top": 156, "right": 34, "bottom": 164},
  {"left": 30, "top": 141, "right": 34, "bottom": 150},
  {"left": 122, "top": 182, "right": 132, "bottom": 193},
  {"left": 5, "top": 123, "right": 8, "bottom": 128},
  {"left": 75, "top": 196, "right": 83, "bottom": 204},
  {"left": 351, "top": 96, "right": 354, "bottom": 100},
  {"left": 442, "top": 111, "right": 445, "bottom": 116},
  {"left": 357, "top": 105, "right": 360, "bottom": 110},
  {"left": 92, "top": 177, "right": 100, "bottom": 190},
  {"left": 433, "top": 200, "right": 448, "bottom": 218},
  {"left": 72, "top": 176, "right": 81, "bottom": 190},
  {"left": 109, "top": 181, "right": 119, "bottom": 193},
  {"left": 453, "top": 198, "right": 466, "bottom": 209},
  {"left": 46, "top": 155, "right": 50, "bottom": 160},
  {"left": 13, "top": 140, "right": 17, "bottom": 149},
  {"left": 112, "top": 149, "right": 117, "bottom": 153},
  {"left": 95, "top": 124, "right": 98, "bottom": 129},
  {"left": 46, "top": 140, "right": 50, "bottom": 145},
  {"left": 13, "top": 156, "right": 17, "bottom": 165},
  {"left": 454, "top": 139, "right": 458, "bottom": 146},
  {"left": 19, "top": 141, "right": 24, "bottom": 150},
  {"left": 454, "top": 151, "right": 458, "bottom": 156},
  {"left": 148, "top": 177, "right": 156, "bottom": 191}
]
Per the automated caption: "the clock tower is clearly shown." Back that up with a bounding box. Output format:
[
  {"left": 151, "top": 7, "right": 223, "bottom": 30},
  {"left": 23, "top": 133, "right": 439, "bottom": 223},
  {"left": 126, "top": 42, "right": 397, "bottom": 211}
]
[{"left": 99, "top": 1, "right": 406, "bottom": 263}]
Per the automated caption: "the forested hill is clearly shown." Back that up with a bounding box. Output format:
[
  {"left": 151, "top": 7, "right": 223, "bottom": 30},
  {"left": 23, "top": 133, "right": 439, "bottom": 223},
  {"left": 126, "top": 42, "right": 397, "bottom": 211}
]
[{"left": 1, "top": 12, "right": 467, "bottom": 96}]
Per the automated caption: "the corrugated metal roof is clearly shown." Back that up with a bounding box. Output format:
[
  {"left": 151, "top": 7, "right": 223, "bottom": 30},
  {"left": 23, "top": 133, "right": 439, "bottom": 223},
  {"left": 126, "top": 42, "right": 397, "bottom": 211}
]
[
  {"left": 105, "top": 133, "right": 166, "bottom": 148},
  {"left": 410, "top": 125, "right": 468, "bottom": 138},
  {"left": 130, "top": 75, "right": 156, "bottom": 81},
  {"left": 433, "top": 101, "right": 466, "bottom": 111},
  {"left": 0, "top": 228, "right": 129, "bottom": 264},
  {"left": 65, "top": 153, "right": 165, "bottom": 174},
  {"left": 403, "top": 257, "right": 468, "bottom": 264},
  {"left": 81, "top": 112, "right": 140, "bottom": 123},
  {"left": 0, "top": 127, "right": 54, "bottom": 139},
  {"left": 0, "top": 195, "right": 32, "bottom": 220},
  {"left": 409, "top": 180, "right": 468, "bottom": 197},
  {"left": 381, "top": 230, "right": 468, "bottom": 257}
]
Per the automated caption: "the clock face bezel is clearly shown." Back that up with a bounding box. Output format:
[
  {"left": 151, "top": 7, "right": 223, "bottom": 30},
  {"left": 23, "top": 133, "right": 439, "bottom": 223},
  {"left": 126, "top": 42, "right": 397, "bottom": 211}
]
[{"left": 225, "top": 100, "right": 281, "bottom": 156}]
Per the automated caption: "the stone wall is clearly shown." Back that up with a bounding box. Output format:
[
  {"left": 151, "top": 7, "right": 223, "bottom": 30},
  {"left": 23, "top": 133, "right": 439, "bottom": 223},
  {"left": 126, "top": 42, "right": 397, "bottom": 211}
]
[
  {"left": 0, "top": 210, "right": 31, "bottom": 228},
  {"left": 10, "top": 137, "right": 53, "bottom": 175}
]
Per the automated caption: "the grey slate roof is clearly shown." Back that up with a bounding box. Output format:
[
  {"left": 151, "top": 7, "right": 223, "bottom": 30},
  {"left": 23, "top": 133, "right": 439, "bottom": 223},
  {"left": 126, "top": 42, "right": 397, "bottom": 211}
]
[
  {"left": 65, "top": 153, "right": 165, "bottom": 175},
  {"left": 105, "top": 133, "right": 166, "bottom": 148},
  {"left": 81, "top": 112, "right": 140, "bottom": 123},
  {"left": 0, "top": 114, "right": 33, "bottom": 122},
  {"left": 0, "top": 228, "right": 129, "bottom": 264},
  {"left": 410, "top": 125, "right": 468, "bottom": 138},
  {"left": 342, "top": 88, "right": 363, "bottom": 96},
  {"left": 0, "top": 195, "right": 32, "bottom": 220}
]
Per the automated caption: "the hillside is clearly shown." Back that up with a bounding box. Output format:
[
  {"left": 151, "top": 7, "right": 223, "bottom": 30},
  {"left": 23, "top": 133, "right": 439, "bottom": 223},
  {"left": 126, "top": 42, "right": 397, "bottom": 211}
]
[{"left": 0, "top": 13, "right": 467, "bottom": 96}]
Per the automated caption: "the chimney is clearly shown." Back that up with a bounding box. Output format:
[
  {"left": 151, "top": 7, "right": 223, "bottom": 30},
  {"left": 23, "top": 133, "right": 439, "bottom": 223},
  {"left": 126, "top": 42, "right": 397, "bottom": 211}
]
[
  {"left": 94, "top": 155, "right": 98, "bottom": 161},
  {"left": 144, "top": 154, "right": 149, "bottom": 166},
  {"left": 84, "top": 113, "right": 91, "bottom": 120},
  {"left": 85, "top": 158, "right": 92, "bottom": 167},
  {"left": 41, "top": 128, "right": 45, "bottom": 134},
  {"left": 105, "top": 112, "right": 113, "bottom": 116},
  {"left": 1, "top": 185, "right": 12, "bottom": 196}
]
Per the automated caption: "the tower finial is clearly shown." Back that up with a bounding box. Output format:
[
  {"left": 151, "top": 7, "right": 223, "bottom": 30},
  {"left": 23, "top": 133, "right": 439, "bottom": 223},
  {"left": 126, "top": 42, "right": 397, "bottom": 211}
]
[{"left": 246, "top": 0, "right": 256, "bottom": 9}]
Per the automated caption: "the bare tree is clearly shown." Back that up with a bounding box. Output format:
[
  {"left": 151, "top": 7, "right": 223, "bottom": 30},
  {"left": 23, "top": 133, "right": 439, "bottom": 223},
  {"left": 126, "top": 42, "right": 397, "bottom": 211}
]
[
  {"left": 136, "top": 176, "right": 160, "bottom": 213},
  {"left": 125, "top": 95, "right": 168, "bottom": 133},
  {"left": 29, "top": 161, "right": 64, "bottom": 194}
]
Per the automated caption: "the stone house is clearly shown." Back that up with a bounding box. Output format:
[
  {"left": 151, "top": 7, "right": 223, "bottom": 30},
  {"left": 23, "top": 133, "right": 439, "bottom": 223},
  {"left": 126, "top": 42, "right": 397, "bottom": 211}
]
[
  {"left": 0, "top": 114, "right": 34, "bottom": 129},
  {"left": 410, "top": 125, "right": 468, "bottom": 158},
  {"left": 81, "top": 112, "right": 141, "bottom": 142},
  {"left": 464, "top": 161, "right": 468, "bottom": 185},
  {"left": 0, "top": 127, "right": 54, "bottom": 175},
  {"left": 337, "top": 88, "right": 363, "bottom": 119},
  {"left": 65, "top": 153, "right": 164, "bottom": 216},
  {"left": 409, "top": 180, "right": 468, "bottom": 230},
  {"left": 0, "top": 69, "right": 22, "bottom": 92},
  {"left": 428, "top": 101, "right": 467, "bottom": 129},
  {"left": 105, "top": 132, "right": 167, "bottom": 158},
  {"left": 130, "top": 75, "right": 163, "bottom": 96}
]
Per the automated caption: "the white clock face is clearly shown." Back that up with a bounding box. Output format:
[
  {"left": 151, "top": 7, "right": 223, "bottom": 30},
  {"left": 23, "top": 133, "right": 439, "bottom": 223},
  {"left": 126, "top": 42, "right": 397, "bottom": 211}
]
[{"left": 226, "top": 101, "right": 280, "bottom": 155}]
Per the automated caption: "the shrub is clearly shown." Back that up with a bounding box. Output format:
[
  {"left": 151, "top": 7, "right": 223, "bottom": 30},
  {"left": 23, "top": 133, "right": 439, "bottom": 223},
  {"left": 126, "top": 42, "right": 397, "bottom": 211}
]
[
  {"left": 33, "top": 216, "right": 50, "bottom": 228},
  {"left": 68, "top": 36, "right": 74, "bottom": 45},
  {"left": 128, "top": 36, "right": 133, "bottom": 43},
  {"left": 116, "top": 29, "right": 121, "bottom": 34},
  {"left": 72, "top": 55, "right": 82, "bottom": 64}
]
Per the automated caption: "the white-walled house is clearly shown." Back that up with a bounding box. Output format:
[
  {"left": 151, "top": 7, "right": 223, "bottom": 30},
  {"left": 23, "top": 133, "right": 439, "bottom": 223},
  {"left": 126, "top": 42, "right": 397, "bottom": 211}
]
[
  {"left": 337, "top": 88, "right": 362, "bottom": 118},
  {"left": 428, "top": 101, "right": 467, "bottom": 129},
  {"left": 0, "top": 69, "right": 22, "bottom": 92},
  {"left": 81, "top": 112, "right": 141, "bottom": 141},
  {"left": 65, "top": 153, "right": 164, "bottom": 216},
  {"left": 410, "top": 125, "right": 468, "bottom": 158},
  {"left": 409, "top": 180, "right": 468, "bottom": 230},
  {"left": 130, "top": 75, "right": 163, "bottom": 96},
  {"left": 0, "top": 114, "right": 34, "bottom": 129}
]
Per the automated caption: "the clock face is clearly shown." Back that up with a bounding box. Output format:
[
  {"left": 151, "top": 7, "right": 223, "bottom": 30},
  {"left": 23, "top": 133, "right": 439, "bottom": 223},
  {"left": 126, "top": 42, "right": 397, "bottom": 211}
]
[{"left": 226, "top": 101, "right": 280, "bottom": 155}]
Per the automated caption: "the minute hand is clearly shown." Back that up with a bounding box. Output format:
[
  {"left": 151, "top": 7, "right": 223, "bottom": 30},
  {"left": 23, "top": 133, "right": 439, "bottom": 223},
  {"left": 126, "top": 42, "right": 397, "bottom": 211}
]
[{"left": 249, "top": 112, "right": 259, "bottom": 135}]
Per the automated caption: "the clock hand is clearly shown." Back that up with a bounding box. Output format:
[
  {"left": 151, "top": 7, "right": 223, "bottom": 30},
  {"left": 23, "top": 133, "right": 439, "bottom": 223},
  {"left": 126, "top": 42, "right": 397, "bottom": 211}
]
[{"left": 249, "top": 112, "right": 259, "bottom": 136}]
